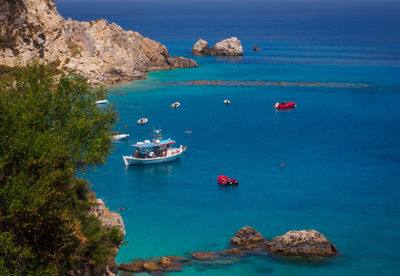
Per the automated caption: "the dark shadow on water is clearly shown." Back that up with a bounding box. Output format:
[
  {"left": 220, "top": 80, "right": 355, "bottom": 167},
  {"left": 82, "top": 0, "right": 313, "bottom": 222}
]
[
  {"left": 274, "top": 108, "right": 296, "bottom": 113},
  {"left": 267, "top": 253, "right": 343, "bottom": 268},
  {"left": 218, "top": 184, "right": 240, "bottom": 190}
]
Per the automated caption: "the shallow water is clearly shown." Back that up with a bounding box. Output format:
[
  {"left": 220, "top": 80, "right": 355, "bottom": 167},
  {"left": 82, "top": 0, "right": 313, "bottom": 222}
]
[{"left": 57, "top": 0, "right": 400, "bottom": 274}]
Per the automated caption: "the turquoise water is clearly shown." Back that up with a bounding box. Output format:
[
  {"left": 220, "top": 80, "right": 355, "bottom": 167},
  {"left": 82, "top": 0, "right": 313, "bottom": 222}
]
[{"left": 56, "top": 0, "right": 400, "bottom": 274}]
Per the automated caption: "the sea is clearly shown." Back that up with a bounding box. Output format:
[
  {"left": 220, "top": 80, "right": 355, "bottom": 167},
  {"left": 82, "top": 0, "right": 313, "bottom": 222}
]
[{"left": 56, "top": 0, "right": 400, "bottom": 275}]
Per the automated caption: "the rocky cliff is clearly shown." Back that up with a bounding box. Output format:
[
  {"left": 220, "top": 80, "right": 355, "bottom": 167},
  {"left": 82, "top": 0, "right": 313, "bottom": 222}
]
[
  {"left": 73, "top": 198, "right": 126, "bottom": 276},
  {"left": 0, "top": 0, "right": 198, "bottom": 84}
]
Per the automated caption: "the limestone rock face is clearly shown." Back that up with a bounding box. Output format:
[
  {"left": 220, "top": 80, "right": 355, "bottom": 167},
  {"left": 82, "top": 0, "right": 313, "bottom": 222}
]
[
  {"left": 0, "top": 0, "right": 198, "bottom": 84},
  {"left": 90, "top": 198, "right": 126, "bottom": 236},
  {"left": 230, "top": 226, "right": 266, "bottom": 249},
  {"left": 192, "top": 37, "right": 243, "bottom": 56},
  {"left": 192, "top": 39, "right": 210, "bottom": 55},
  {"left": 265, "top": 230, "right": 338, "bottom": 257}
]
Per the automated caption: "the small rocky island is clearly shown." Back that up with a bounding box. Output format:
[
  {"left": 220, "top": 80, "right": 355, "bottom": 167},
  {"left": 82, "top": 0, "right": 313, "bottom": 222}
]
[
  {"left": 192, "top": 37, "right": 243, "bottom": 56},
  {"left": 0, "top": 0, "right": 198, "bottom": 84},
  {"left": 118, "top": 226, "right": 338, "bottom": 273}
]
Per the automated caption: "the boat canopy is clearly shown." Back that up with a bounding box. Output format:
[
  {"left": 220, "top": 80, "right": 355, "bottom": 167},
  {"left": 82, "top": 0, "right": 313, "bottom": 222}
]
[{"left": 131, "top": 138, "right": 176, "bottom": 148}]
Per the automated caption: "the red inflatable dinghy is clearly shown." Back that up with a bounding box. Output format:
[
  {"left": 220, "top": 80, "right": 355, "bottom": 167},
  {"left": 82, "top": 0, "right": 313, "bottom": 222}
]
[
  {"left": 217, "top": 175, "right": 239, "bottom": 186},
  {"left": 274, "top": 102, "right": 296, "bottom": 109}
]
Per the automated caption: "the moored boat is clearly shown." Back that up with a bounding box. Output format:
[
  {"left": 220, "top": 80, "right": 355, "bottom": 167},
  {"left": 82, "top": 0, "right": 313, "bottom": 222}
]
[
  {"left": 223, "top": 99, "right": 231, "bottom": 104},
  {"left": 274, "top": 102, "right": 296, "bottom": 109},
  {"left": 217, "top": 175, "right": 239, "bottom": 186},
  {"left": 171, "top": 102, "right": 181, "bottom": 108},
  {"left": 95, "top": 99, "right": 109, "bottom": 104},
  {"left": 123, "top": 129, "right": 186, "bottom": 165},
  {"left": 137, "top": 118, "right": 149, "bottom": 125},
  {"left": 112, "top": 134, "right": 130, "bottom": 141}
]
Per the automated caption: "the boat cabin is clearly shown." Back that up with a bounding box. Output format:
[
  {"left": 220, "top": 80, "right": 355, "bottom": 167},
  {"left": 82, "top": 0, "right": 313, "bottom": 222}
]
[{"left": 132, "top": 138, "right": 176, "bottom": 159}]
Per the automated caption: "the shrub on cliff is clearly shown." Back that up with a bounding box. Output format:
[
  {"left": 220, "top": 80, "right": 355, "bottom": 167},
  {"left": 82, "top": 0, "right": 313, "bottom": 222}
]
[{"left": 0, "top": 63, "right": 120, "bottom": 275}]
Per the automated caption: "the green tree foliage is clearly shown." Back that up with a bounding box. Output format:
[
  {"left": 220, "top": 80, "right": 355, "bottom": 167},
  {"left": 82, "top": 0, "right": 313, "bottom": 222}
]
[{"left": 0, "top": 64, "right": 120, "bottom": 275}]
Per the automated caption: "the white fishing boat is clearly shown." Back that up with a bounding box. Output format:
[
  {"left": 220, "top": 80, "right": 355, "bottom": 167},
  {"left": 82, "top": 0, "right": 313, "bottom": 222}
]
[
  {"left": 137, "top": 118, "right": 149, "bottom": 125},
  {"left": 112, "top": 134, "right": 130, "bottom": 141},
  {"left": 223, "top": 99, "right": 231, "bottom": 104},
  {"left": 170, "top": 102, "right": 181, "bottom": 108},
  {"left": 123, "top": 129, "right": 186, "bottom": 165},
  {"left": 95, "top": 99, "right": 109, "bottom": 104}
]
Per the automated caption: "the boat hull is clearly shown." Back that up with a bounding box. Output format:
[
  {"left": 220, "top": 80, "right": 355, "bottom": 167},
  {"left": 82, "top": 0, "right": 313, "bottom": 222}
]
[{"left": 123, "top": 151, "right": 183, "bottom": 165}]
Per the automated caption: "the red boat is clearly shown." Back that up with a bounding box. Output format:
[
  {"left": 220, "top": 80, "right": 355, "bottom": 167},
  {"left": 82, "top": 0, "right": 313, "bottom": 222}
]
[
  {"left": 274, "top": 102, "right": 296, "bottom": 109},
  {"left": 217, "top": 175, "right": 239, "bottom": 186}
]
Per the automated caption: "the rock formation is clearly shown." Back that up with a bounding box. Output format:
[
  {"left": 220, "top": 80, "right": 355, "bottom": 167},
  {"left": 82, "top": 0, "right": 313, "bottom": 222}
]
[
  {"left": 230, "top": 226, "right": 266, "bottom": 249},
  {"left": 192, "top": 39, "right": 210, "bottom": 55},
  {"left": 90, "top": 199, "right": 125, "bottom": 236},
  {"left": 253, "top": 45, "right": 260, "bottom": 51},
  {"left": 192, "top": 37, "right": 243, "bottom": 56},
  {"left": 118, "top": 256, "right": 185, "bottom": 273},
  {"left": 0, "top": 0, "right": 198, "bottom": 84},
  {"left": 265, "top": 230, "right": 338, "bottom": 257},
  {"left": 119, "top": 227, "right": 338, "bottom": 273}
]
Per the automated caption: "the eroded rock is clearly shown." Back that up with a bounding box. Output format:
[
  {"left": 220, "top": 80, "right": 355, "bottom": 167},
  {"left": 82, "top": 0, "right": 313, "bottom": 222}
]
[
  {"left": 192, "top": 37, "right": 243, "bottom": 56},
  {"left": 210, "top": 37, "right": 243, "bottom": 56},
  {"left": 90, "top": 198, "right": 125, "bottom": 236},
  {"left": 230, "top": 226, "right": 266, "bottom": 249},
  {"left": 265, "top": 230, "right": 338, "bottom": 257},
  {"left": 192, "top": 39, "right": 210, "bottom": 55}
]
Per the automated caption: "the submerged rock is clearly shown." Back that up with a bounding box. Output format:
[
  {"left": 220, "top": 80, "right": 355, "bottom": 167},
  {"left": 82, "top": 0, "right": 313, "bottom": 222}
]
[
  {"left": 265, "top": 230, "right": 338, "bottom": 257},
  {"left": 218, "top": 248, "right": 243, "bottom": 256},
  {"left": 118, "top": 257, "right": 183, "bottom": 273},
  {"left": 190, "top": 251, "right": 220, "bottom": 261},
  {"left": 166, "top": 256, "right": 191, "bottom": 263},
  {"left": 230, "top": 226, "right": 266, "bottom": 249},
  {"left": 192, "top": 37, "right": 243, "bottom": 56}
]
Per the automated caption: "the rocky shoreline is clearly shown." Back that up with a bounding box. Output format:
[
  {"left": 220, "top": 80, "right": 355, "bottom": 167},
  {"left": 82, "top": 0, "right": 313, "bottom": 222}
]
[
  {"left": 118, "top": 226, "right": 338, "bottom": 274},
  {"left": 0, "top": 0, "right": 198, "bottom": 85}
]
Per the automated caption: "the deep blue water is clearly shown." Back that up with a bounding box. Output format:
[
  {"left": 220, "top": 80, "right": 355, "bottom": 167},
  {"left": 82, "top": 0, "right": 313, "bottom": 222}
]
[{"left": 56, "top": 1, "right": 400, "bottom": 275}]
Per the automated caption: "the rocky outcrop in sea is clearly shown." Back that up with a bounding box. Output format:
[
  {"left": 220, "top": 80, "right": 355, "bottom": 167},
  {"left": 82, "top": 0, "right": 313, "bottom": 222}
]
[
  {"left": 265, "top": 230, "right": 338, "bottom": 256},
  {"left": 192, "top": 37, "right": 243, "bottom": 56},
  {"left": 0, "top": 0, "right": 198, "bottom": 84},
  {"left": 118, "top": 226, "right": 338, "bottom": 274}
]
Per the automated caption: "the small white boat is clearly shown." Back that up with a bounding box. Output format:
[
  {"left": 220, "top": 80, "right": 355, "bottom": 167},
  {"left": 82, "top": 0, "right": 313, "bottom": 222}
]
[
  {"left": 170, "top": 102, "right": 181, "bottom": 108},
  {"left": 95, "top": 100, "right": 109, "bottom": 104},
  {"left": 137, "top": 118, "right": 149, "bottom": 125},
  {"left": 223, "top": 99, "right": 231, "bottom": 104},
  {"left": 112, "top": 134, "right": 130, "bottom": 141},
  {"left": 123, "top": 129, "right": 186, "bottom": 165}
]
